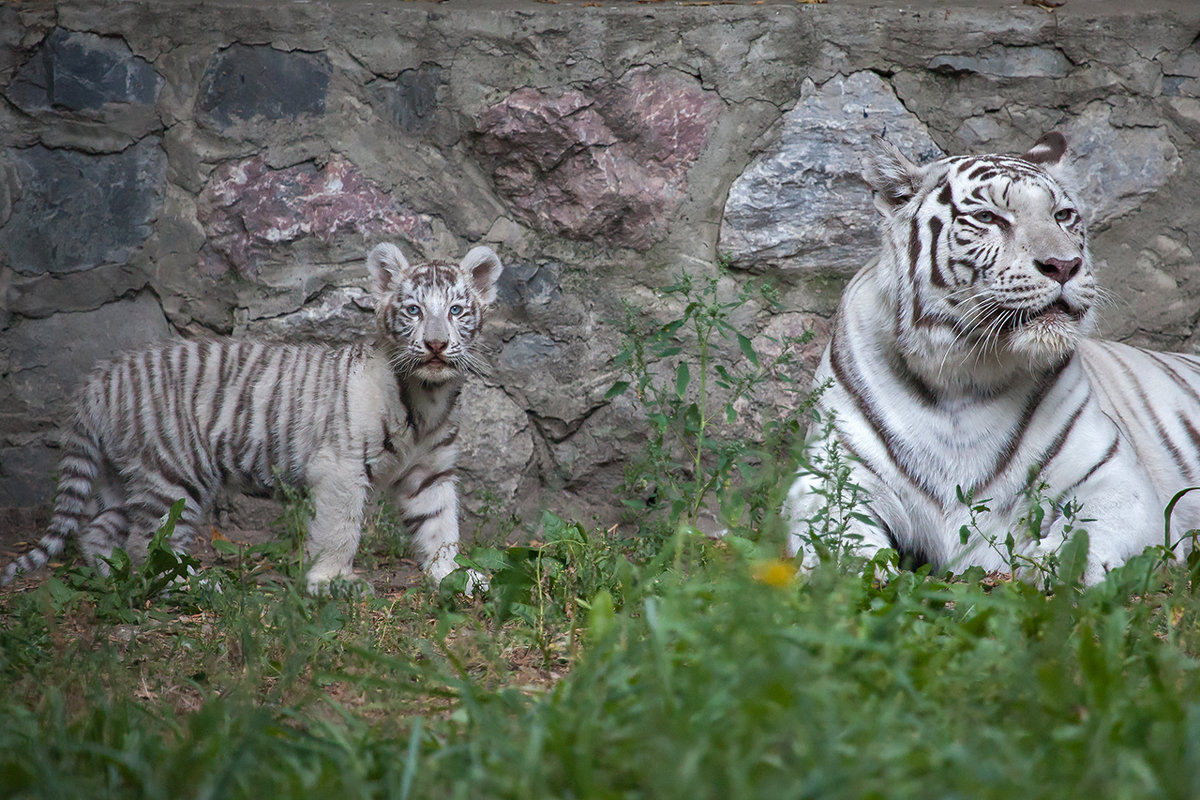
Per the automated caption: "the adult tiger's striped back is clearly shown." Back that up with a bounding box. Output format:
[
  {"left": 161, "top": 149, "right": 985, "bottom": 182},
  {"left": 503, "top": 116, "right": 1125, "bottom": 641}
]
[
  {"left": 785, "top": 133, "right": 1200, "bottom": 584},
  {"left": 2, "top": 243, "right": 504, "bottom": 593}
]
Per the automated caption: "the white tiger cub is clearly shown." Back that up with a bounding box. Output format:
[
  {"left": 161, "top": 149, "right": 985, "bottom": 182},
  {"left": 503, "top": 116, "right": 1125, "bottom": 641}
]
[
  {"left": 2, "top": 243, "right": 503, "bottom": 593},
  {"left": 785, "top": 133, "right": 1200, "bottom": 584}
]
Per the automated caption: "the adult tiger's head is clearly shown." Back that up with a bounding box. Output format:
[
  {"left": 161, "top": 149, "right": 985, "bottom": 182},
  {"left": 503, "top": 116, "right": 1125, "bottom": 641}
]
[
  {"left": 865, "top": 132, "right": 1094, "bottom": 380},
  {"left": 366, "top": 243, "right": 503, "bottom": 383}
]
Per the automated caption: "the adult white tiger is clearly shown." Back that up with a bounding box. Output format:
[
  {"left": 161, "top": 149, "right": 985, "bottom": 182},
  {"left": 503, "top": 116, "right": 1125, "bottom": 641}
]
[
  {"left": 785, "top": 133, "right": 1200, "bottom": 584},
  {"left": 2, "top": 242, "right": 502, "bottom": 594}
]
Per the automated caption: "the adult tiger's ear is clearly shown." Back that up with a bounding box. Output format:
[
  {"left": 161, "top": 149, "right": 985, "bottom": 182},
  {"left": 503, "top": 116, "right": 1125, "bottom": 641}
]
[
  {"left": 1022, "top": 131, "right": 1079, "bottom": 196},
  {"left": 367, "top": 242, "right": 411, "bottom": 294},
  {"left": 460, "top": 246, "right": 504, "bottom": 306},
  {"left": 863, "top": 136, "right": 924, "bottom": 215},
  {"left": 1022, "top": 132, "right": 1067, "bottom": 166}
]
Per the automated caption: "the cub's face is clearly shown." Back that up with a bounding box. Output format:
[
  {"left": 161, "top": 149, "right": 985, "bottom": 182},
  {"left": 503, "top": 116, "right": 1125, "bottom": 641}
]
[{"left": 367, "top": 244, "right": 503, "bottom": 383}]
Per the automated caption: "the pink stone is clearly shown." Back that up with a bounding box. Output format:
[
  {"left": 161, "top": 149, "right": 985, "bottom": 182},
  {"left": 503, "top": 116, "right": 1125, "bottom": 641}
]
[
  {"left": 476, "top": 68, "right": 722, "bottom": 251},
  {"left": 197, "top": 155, "right": 433, "bottom": 277}
]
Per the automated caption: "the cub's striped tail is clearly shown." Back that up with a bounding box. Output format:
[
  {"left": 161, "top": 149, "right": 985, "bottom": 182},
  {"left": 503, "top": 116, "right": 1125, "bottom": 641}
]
[{"left": 1, "top": 425, "right": 99, "bottom": 585}]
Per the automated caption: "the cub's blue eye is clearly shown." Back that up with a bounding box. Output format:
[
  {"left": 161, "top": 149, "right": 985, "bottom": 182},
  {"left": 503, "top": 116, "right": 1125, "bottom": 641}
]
[
  {"left": 449, "top": 304, "right": 464, "bottom": 317},
  {"left": 405, "top": 304, "right": 421, "bottom": 317},
  {"left": 1055, "top": 208, "right": 1076, "bottom": 223}
]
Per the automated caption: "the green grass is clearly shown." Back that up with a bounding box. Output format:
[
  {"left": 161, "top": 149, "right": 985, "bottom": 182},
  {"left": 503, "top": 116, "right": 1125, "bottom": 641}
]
[
  {"left": 4, "top": 514, "right": 1200, "bottom": 799},
  {"left": 6, "top": 271, "right": 1200, "bottom": 798}
]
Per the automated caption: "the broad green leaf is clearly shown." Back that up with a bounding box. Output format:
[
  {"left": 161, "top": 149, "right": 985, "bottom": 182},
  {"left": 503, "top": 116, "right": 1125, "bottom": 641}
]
[
  {"left": 736, "top": 333, "right": 759, "bottom": 367},
  {"left": 587, "top": 589, "right": 616, "bottom": 642},
  {"left": 1058, "top": 529, "right": 1090, "bottom": 586},
  {"left": 605, "top": 381, "right": 630, "bottom": 400},
  {"left": 212, "top": 538, "right": 242, "bottom": 555},
  {"left": 1028, "top": 504, "right": 1046, "bottom": 538},
  {"left": 675, "top": 362, "right": 690, "bottom": 399}
]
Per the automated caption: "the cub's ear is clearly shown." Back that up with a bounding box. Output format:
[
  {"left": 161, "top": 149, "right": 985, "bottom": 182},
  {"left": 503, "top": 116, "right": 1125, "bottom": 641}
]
[
  {"left": 1022, "top": 131, "right": 1067, "bottom": 166},
  {"left": 863, "top": 136, "right": 925, "bottom": 215},
  {"left": 367, "top": 243, "right": 411, "bottom": 294},
  {"left": 459, "top": 246, "right": 504, "bottom": 306}
]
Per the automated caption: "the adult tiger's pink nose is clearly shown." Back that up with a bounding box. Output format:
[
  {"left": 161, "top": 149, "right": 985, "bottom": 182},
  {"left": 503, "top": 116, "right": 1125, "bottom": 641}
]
[{"left": 1035, "top": 257, "right": 1082, "bottom": 285}]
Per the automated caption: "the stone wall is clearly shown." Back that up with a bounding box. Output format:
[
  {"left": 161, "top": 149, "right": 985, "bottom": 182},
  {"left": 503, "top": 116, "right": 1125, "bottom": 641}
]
[{"left": 2, "top": 0, "right": 1199, "bottom": 538}]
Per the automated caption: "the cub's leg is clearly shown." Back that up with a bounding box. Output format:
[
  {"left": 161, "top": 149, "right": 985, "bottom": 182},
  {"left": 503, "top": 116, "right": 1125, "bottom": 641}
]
[
  {"left": 399, "top": 475, "right": 461, "bottom": 584},
  {"left": 304, "top": 452, "right": 369, "bottom": 593},
  {"left": 78, "top": 507, "right": 130, "bottom": 575},
  {"left": 72, "top": 471, "right": 131, "bottom": 572},
  {"left": 121, "top": 474, "right": 209, "bottom": 563},
  {"left": 376, "top": 423, "right": 480, "bottom": 591},
  {"left": 394, "top": 445, "right": 484, "bottom": 592}
]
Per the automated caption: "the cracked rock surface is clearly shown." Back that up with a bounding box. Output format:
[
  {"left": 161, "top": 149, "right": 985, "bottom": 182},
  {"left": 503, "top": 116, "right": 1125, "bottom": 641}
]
[{"left": 1, "top": 0, "right": 1198, "bottom": 543}]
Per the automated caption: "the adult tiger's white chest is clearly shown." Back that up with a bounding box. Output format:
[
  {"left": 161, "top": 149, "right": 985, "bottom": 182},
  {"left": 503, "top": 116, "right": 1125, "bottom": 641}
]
[
  {"left": 787, "top": 133, "right": 1200, "bottom": 584},
  {"left": 809, "top": 267, "right": 1144, "bottom": 574}
]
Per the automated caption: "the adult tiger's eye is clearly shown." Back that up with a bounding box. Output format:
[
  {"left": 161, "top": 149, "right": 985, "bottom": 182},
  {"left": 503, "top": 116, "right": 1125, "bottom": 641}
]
[
  {"left": 1055, "top": 208, "right": 1076, "bottom": 223},
  {"left": 973, "top": 210, "right": 996, "bottom": 224}
]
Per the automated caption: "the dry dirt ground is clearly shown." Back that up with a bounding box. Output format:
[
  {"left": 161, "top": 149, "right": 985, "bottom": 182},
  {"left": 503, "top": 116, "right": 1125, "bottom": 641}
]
[{"left": 0, "top": 493, "right": 430, "bottom": 596}]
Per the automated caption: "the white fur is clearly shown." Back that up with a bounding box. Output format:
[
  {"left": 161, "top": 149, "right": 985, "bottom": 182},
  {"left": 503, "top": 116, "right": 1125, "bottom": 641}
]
[{"left": 786, "top": 135, "right": 1200, "bottom": 584}]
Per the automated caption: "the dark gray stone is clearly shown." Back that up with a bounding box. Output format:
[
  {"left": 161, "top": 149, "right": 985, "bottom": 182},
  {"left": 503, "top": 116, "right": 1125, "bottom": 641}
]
[
  {"left": 0, "top": 444, "right": 57, "bottom": 508},
  {"left": 195, "top": 44, "right": 331, "bottom": 130},
  {"left": 0, "top": 139, "right": 167, "bottom": 275},
  {"left": 498, "top": 333, "right": 561, "bottom": 375},
  {"left": 0, "top": 156, "right": 17, "bottom": 230},
  {"left": 0, "top": 292, "right": 171, "bottom": 507},
  {"left": 6, "top": 28, "right": 161, "bottom": 113},
  {"left": 0, "top": 6, "right": 24, "bottom": 81},
  {"left": 496, "top": 260, "right": 562, "bottom": 308},
  {"left": 1, "top": 291, "right": 171, "bottom": 420},
  {"left": 370, "top": 65, "right": 442, "bottom": 134}
]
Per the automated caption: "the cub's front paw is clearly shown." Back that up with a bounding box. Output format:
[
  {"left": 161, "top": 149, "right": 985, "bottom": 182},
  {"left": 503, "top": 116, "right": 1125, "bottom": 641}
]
[
  {"left": 434, "top": 565, "right": 489, "bottom": 596},
  {"left": 461, "top": 568, "right": 489, "bottom": 595}
]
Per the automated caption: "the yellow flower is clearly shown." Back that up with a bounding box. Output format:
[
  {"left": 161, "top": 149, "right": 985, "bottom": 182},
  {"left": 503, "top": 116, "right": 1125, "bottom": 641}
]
[{"left": 752, "top": 559, "right": 797, "bottom": 588}]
